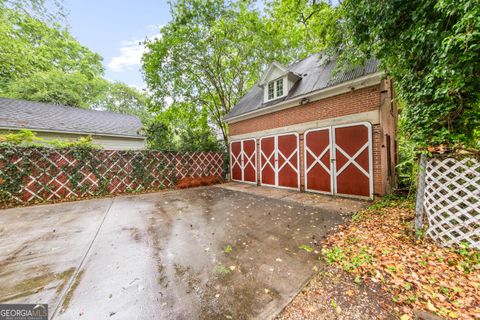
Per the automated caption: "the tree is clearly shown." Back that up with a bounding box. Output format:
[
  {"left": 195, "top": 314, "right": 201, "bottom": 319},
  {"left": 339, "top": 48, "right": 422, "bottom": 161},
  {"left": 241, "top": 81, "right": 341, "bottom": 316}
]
[
  {"left": 5, "top": 70, "right": 106, "bottom": 108},
  {"left": 146, "top": 102, "right": 222, "bottom": 152},
  {"left": 334, "top": 0, "right": 480, "bottom": 147},
  {"left": 93, "top": 82, "right": 151, "bottom": 122},
  {"left": 0, "top": 4, "right": 104, "bottom": 88},
  {"left": 1, "top": 0, "right": 67, "bottom": 24},
  {"left": 142, "top": 0, "right": 281, "bottom": 147},
  {"left": 0, "top": 0, "right": 105, "bottom": 108},
  {"left": 0, "top": 2, "right": 153, "bottom": 117},
  {"left": 265, "top": 0, "right": 339, "bottom": 60}
]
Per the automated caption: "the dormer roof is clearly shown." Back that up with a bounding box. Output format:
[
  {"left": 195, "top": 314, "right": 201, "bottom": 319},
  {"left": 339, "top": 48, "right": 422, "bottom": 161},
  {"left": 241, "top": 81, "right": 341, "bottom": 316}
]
[{"left": 258, "top": 61, "right": 301, "bottom": 86}]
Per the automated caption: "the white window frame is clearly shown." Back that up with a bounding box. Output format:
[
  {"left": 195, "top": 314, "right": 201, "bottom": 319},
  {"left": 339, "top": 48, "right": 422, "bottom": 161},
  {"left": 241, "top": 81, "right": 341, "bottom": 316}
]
[{"left": 265, "top": 76, "right": 287, "bottom": 102}]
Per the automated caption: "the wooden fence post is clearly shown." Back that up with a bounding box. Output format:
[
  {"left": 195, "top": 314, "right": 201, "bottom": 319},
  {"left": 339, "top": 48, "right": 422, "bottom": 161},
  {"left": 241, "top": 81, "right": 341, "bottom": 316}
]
[{"left": 415, "top": 153, "right": 427, "bottom": 233}]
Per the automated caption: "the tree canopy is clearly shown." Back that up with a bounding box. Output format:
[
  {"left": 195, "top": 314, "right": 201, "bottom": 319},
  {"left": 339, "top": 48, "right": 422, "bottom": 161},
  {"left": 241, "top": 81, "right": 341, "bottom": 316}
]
[
  {"left": 93, "top": 82, "right": 151, "bottom": 122},
  {"left": 265, "top": 0, "right": 339, "bottom": 60},
  {"left": 0, "top": 3, "right": 103, "bottom": 89},
  {"left": 335, "top": 0, "right": 480, "bottom": 147},
  {"left": 5, "top": 70, "right": 105, "bottom": 108},
  {"left": 143, "top": 0, "right": 273, "bottom": 146},
  {"left": 147, "top": 102, "right": 221, "bottom": 152},
  {"left": 0, "top": 1, "right": 151, "bottom": 126},
  {"left": 142, "top": 0, "right": 340, "bottom": 149}
]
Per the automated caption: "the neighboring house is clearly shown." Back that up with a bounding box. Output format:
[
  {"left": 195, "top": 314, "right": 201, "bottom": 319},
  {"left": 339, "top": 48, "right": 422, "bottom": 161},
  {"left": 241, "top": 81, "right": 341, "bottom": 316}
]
[
  {"left": 224, "top": 53, "right": 397, "bottom": 199},
  {"left": 0, "top": 98, "right": 146, "bottom": 150}
]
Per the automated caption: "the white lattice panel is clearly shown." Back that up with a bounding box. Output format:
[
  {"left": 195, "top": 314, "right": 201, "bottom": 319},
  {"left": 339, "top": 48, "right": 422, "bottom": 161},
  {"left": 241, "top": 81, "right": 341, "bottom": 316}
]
[{"left": 424, "top": 156, "right": 480, "bottom": 248}]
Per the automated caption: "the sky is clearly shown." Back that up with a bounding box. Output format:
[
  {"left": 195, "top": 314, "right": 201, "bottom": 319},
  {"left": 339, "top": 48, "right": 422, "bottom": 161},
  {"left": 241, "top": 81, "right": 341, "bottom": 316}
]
[{"left": 64, "top": 0, "right": 171, "bottom": 88}]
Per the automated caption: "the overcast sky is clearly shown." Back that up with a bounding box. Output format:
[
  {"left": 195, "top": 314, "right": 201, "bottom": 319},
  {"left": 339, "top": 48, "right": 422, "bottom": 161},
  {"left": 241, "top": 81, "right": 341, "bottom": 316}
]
[{"left": 64, "top": 0, "right": 171, "bottom": 88}]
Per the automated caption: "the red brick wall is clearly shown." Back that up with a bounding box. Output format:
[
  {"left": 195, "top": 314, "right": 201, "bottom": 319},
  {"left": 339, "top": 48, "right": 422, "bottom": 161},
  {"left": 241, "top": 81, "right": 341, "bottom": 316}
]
[
  {"left": 372, "top": 124, "right": 383, "bottom": 195},
  {"left": 230, "top": 85, "right": 381, "bottom": 136}
]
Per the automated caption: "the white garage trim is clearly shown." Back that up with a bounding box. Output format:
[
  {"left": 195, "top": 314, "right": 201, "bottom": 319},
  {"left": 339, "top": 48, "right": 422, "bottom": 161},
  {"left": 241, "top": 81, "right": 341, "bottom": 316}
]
[{"left": 303, "top": 122, "right": 374, "bottom": 199}]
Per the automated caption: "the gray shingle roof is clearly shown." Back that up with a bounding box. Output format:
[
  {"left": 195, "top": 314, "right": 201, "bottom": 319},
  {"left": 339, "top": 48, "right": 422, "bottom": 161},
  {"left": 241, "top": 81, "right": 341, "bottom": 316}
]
[
  {"left": 0, "top": 98, "right": 145, "bottom": 138},
  {"left": 224, "top": 53, "right": 379, "bottom": 121}
]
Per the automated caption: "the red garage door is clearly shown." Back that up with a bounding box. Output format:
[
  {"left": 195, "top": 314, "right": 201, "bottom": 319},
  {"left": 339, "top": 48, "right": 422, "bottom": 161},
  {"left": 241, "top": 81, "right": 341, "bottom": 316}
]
[
  {"left": 230, "top": 139, "right": 257, "bottom": 183},
  {"left": 304, "top": 123, "right": 372, "bottom": 198},
  {"left": 259, "top": 136, "right": 275, "bottom": 186},
  {"left": 260, "top": 133, "right": 299, "bottom": 190},
  {"left": 333, "top": 123, "right": 372, "bottom": 197},
  {"left": 304, "top": 128, "right": 332, "bottom": 194},
  {"left": 230, "top": 141, "right": 242, "bottom": 181}
]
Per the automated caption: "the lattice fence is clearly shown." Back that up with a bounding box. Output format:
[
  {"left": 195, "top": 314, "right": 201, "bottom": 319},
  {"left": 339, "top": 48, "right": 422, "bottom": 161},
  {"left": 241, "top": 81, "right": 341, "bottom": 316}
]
[
  {"left": 0, "top": 146, "right": 223, "bottom": 207},
  {"left": 423, "top": 156, "right": 480, "bottom": 248}
]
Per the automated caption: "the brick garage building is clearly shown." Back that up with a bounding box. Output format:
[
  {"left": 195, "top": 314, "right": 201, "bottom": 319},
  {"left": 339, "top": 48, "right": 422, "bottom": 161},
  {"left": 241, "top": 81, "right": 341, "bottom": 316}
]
[{"left": 224, "top": 53, "right": 397, "bottom": 199}]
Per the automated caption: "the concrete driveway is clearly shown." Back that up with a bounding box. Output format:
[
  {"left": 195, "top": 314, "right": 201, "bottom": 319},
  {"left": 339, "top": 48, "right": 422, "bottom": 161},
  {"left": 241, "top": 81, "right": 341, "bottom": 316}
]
[{"left": 0, "top": 185, "right": 363, "bottom": 319}]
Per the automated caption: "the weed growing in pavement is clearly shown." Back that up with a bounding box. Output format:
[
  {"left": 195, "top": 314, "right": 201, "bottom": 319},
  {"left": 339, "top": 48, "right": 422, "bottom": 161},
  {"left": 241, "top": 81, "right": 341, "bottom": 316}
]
[
  {"left": 215, "top": 265, "right": 231, "bottom": 274},
  {"left": 299, "top": 244, "right": 314, "bottom": 252}
]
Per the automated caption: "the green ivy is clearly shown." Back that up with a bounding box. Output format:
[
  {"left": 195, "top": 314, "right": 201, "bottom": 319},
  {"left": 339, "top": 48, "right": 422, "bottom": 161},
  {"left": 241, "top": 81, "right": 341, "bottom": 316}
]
[
  {"left": 0, "top": 149, "right": 32, "bottom": 206},
  {"left": 336, "top": 0, "right": 480, "bottom": 147},
  {"left": 0, "top": 145, "right": 222, "bottom": 207}
]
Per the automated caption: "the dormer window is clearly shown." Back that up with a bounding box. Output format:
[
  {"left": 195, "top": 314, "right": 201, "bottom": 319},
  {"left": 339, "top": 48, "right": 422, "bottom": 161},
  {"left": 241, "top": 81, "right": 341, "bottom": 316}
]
[
  {"left": 266, "top": 78, "right": 285, "bottom": 102},
  {"left": 260, "top": 61, "right": 301, "bottom": 103}
]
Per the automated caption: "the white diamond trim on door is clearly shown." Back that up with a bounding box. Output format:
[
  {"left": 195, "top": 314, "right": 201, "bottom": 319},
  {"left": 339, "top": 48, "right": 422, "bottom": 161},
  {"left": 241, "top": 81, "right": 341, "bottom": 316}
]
[
  {"left": 303, "top": 123, "right": 373, "bottom": 199},
  {"left": 259, "top": 132, "right": 300, "bottom": 191},
  {"left": 332, "top": 122, "right": 373, "bottom": 199},
  {"left": 259, "top": 135, "right": 277, "bottom": 187},
  {"left": 229, "top": 138, "right": 257, "bottom": 184},
  {"left": 335, "top": 143, "right": 370, "bottom": 178},
  {"left": 229, "top": 141, "right": 242, "bottom": 182},
  {"left": 304, "top": 127, "right": 334, "bottom": 195},
  {"left": 241, "top": 138, "right": 257, "bottom": 184},
  {"left": 260, "top": 151, "right": 275, "bottom": 186}
]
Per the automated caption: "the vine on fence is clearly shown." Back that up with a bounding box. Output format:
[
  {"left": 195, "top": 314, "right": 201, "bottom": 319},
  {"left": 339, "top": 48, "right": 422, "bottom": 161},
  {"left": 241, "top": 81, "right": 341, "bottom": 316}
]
[{"left": 0, "top": 146, "right": 224, "bottom": 207}]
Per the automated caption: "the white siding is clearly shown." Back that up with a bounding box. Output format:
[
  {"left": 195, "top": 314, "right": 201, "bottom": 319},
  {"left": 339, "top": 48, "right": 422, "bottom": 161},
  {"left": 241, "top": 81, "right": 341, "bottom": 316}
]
[{"left": 29, "top": 131, "right": 146, "bottom": 150}]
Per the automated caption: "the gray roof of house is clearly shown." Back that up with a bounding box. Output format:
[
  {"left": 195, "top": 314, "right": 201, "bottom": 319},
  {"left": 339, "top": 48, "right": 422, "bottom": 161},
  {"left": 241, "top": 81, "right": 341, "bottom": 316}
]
[
  {"left": 224, "top": 53, "right": 379, "bottom": 120},
  {"left": 0, "top": 98, "right": 145, "bottom": 138}
]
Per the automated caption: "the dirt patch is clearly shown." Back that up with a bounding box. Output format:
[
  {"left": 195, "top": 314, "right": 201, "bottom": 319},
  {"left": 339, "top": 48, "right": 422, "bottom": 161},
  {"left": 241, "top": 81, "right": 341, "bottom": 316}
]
[
  {"left": 321, "top": 197, "right": 480, "bottom": 320},
  {"left": 277, "top": 264, "right": 397, "bottom": 319},
  {"left": 122, "top": 227, "right": 143, "bottom": 242}
]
